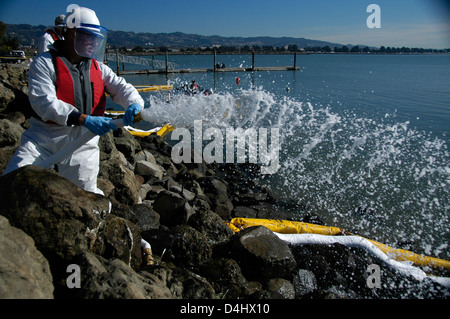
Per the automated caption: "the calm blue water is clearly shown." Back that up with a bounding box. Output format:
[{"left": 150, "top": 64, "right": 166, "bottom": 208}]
[{"left": 108, "top": 54, "right": 450, "bottom": 260}]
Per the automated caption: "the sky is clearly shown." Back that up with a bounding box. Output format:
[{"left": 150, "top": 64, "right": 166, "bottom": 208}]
[{"left": 0, "top": 0, "right": 449, "bottom": 49}]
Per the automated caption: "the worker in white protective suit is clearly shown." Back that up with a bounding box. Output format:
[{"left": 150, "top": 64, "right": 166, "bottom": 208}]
[
  {"left": 3, "top": 7, "right": 144, "bottom": 196},
  {"left": 38, "top": 14, "right": 66, "bottom": 53}
]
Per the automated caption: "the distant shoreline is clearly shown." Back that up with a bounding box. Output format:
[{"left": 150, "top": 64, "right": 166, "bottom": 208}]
[
  {"left": 20, "top": 47, "right": 450, "bottom": 59},
  {"left": 107, "top": 50, "right": 450, "bottom": 57}
]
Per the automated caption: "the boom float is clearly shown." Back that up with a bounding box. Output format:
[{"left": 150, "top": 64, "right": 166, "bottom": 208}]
[{"left": 227, "top": 217, "right": 450, "bottom": 287}]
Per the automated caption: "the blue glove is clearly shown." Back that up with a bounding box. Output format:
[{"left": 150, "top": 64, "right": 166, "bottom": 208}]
[
  {"left": 84, "top": 115, "right": 117, "bottom": 136},
  {"left": 123, "top": 103, "right": 142, "bottom": 126}
]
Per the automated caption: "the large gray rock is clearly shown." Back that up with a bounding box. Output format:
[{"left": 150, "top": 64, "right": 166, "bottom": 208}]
[
  {"left": 142, "top": 225, "right": 212, "bottom": 271},
  {"left": 0, "top": 215, "right": 54, "bottom": 299},
  {"left": 0, "top": 118, "right": 25, "bottom": 173},
  {"left": 0, "top": 64, "right": 32, "bottom": 118},
  {"left": 75, "top": 252, "right": 174, "bottom": 299},
  {"left": 99, "top": 157, "right": 140, "bottom": 206},
  {"left": 292, "top": 269, "right": 318, "bottom": 298},
  {"left": 200, "top": 257, "right": 251, "bottom": 299},
  {"left": 132, "top": 203, "right": 160, "bottom": 232},
  {"left": 0, "top": 165, "right": 110, "bottom": 261},
  {"left": 264, "top": 278, "right": 296, "bottom": 299},
  {"left": 152, "top": 190, "right": 194, "bottom": 226},
  {"left": 135, "top": 159, "right": 165, "bottom": 180},
  {"left": 112, "top": 128, "right": 141, "bottom": 160},
  {"left": 0, "top": 118, "right": 24, "bottom": 148},
  {"left": 226, "top": 226, "right": 297, "bottom": 281},
  {"left": 0, "top": 165, "right": 144, "bottom": 297},
  {"left": 187, "top": 209, "right": 233, "bottom": 246}
]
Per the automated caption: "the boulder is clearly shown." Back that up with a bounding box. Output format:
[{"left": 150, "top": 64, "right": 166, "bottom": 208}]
[
  {"left": 99, "top": 157, "right": 140, "bottom": 206},
  {"left": 112, "top": 128, "right": 141, "bottom": 160},
  {"left": 75, "top": 252, "right": 174, "bottom": 299},
  {"left": 200, "top": 257, "right": 250, "bottom": 299},
  {"left": 0, "top": 215, "right": 54, "bottom": 299},
  {"left": 0, "top": 64, "right": 30, "bottom": 116},
  {"left": 225, "top": 226, "right": 297, "bottom": 281},
  {"left": 0, "top": 146, "right": 17, "bottom": 175},
  {"left": 199, "top": 176, "right": 228, "bottom": 197},
  {"left": 101, "top": 213, "right": 142, "bottom": 271},
  {"left": 142, "top": 225, "right": 212, "bottom": 271},
  {"left": 264, "top": 278, "right": 296, "bottom": 299},
  {"left": 0, "top": 165, "right": 143, "bottom": 296},
  {"left": 152, "top": 190, "right": 194, "bottom": 226},
  {"left": 0, "top": 81, "right": 15, "bottom": 112},
  {"left": 292, "top": 269, "right": 318, "bottom": 298},
  {"left": 165, "top": 267, "right": 215, "bottom": 299},
  {"left": 187, "top": 209, "right": 233, "bottom": 246},
  {"left": 132, "top": 203, "right": 160, "bottom": 232},
  {"left": 167, "top": 178, "right": 196, "bottom": 201},
  {"left": 0, "top": 118, "right": 25, "bottom": 173},
  {"left": 0, "top": 165, "right": 110, "bottom": 262},
  {"left": 0, "top": 118, "right": 24, "bottom": 148},
  {"left": 98, "top": 131, "right": 121, "bottom": 161},
  {"left": 134, "top": 149, "right": 157, "bottom": 164},
  {"left": 135, "top": 159, "right": 165, "bottom": 180}
]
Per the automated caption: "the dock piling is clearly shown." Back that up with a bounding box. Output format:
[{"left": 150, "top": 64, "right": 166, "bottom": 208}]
[{"left": 111, "top": 52, "right": 300, "bottom": 75}]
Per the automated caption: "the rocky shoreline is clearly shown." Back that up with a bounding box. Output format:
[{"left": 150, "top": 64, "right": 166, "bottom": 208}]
[{"left": 0, "top": 63, "right": 449, "bottom": 299}]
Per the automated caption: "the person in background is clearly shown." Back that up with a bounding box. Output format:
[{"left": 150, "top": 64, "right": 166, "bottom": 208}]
[
  {"left": 38, "top": 14, "right": 66, "bottom": 53},
  {"left": 3, "top": 6, "right": 143, "bottom": 196}
]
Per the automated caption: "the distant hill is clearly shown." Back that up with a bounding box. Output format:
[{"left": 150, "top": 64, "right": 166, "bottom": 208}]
[{"left": 6, "top": 23, "right": 346, "bottom": 50}]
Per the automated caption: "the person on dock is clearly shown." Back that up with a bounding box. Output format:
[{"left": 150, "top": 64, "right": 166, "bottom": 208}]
[
  {"left": 190, "top": 80, "right": 198, "bottom": 91},
  {"left": 38, "top": 14, "right": 66, "bottom": 53},
  {"left": 3, "top": 6, "right": 144, "bottom": 195}
]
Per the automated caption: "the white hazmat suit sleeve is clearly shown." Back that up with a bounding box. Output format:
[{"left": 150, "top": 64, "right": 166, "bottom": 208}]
[
  {"left": 99, "top": 62, "right": 145, "bottom": 111},
  {"left": 28, "top": 54, "right": 144, "bottom": 126},
  {"left": 38, "top": 32, "right": 56, "bottom": 53},
  {"left": 28, "top": 53, "right": 79, "bottom": 126}
]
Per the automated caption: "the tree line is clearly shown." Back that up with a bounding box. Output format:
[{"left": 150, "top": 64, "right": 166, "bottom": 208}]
[
  {"left": 2, "top": 21, "right": 448, "bottom": 55},
  {"left": 0, "top": 22, "right": 21, "bottom": 52},
  {"left": 305, "top": 45, "right": 448, "bottom": 54},
  {"left": 120, "top": 44, "right": 449, "bottom": 55}
]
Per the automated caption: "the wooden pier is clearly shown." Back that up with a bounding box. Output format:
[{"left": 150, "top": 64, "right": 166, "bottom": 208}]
[
  {"left": 109, "top": 51, "right": 300, "bottom": 75},
  {"left": 118, "top": 65, "right": 299, "bottom": 75}
]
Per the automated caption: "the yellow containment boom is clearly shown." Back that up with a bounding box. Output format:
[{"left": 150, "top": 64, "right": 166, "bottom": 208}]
[
  {"left": 228, "top": 218, "right": 450, "bottom": 273},
  {"left": 104, "top": 111, "right": 175, "bottom": 138},
  {"left": 105, "top": 84, "right": 173, "bottom": 96},
  {"left": 229, "top": 217, "right": 348, "bottom": 236},
  {"left": 124, "top": 123, "right": 175, "bottom": 138},
  {"left": 365, "top": 238, "right": 450, "bottom": 273},
  {"left": 134, "top": 84, "right": 173, "bottom": 92}
]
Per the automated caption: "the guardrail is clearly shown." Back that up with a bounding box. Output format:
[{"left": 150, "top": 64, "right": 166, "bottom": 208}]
[{"left": 105, "top": 53, "right": 176, "bottom": 70}]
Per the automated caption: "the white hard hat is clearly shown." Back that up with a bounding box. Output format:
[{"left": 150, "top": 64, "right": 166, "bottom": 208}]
[
  {"left": 66, "top": 7, "right": 103, "bottom": 36},
  {"left": 66, "top": 6, "right": 108, "bottom": 61}
]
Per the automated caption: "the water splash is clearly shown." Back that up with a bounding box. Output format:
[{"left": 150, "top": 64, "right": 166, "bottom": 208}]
[{"left": 141, "top": 86, "right": 450, "bottom": 260}]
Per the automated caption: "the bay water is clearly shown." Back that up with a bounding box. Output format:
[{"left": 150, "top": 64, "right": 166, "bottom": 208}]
[{"left": 108, "top": 54, "right": 450, "bottom": 260}]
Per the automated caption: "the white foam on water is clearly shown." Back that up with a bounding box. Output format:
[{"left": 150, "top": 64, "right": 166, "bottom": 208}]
[{"left": 141, "top": 85, "right": 450, "bottom": 260}]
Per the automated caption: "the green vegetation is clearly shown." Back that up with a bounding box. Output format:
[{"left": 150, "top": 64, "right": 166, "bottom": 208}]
[
  {"left": 0, "top": 21, "right": 21, "bottom": 51},
  {"left": 2, "top": 22, "right": 449, "bottom": 55}
]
